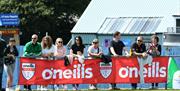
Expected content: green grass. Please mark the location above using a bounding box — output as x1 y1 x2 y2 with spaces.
29 89 180 91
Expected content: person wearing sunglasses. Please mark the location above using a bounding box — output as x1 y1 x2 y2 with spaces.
23 34 42 91
54 38 67 90
130 36 146 89
130 36 152 89
87 39 103 90
70 36 85 90
4 38 19 91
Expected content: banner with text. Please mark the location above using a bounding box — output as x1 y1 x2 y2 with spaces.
19 57 169 85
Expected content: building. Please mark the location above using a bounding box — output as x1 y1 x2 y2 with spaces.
69 0 180 57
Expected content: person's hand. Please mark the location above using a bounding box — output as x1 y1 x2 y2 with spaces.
113 54 119 57
142 52 147 57
98 52 103 56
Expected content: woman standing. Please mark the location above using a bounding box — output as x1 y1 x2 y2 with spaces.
39 35 55 90
41 36 55 58
54 38 67 90
70 36 85 90
147 35 161 89
4 38 18 91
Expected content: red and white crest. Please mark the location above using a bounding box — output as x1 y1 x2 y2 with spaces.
22 63 35 80
100 62 112 78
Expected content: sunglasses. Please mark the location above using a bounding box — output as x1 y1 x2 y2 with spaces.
32 38 37 39
138 40 142 42
93 42 98 44
58 41 63 43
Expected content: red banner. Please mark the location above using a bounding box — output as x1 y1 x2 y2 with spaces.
19 57 169 85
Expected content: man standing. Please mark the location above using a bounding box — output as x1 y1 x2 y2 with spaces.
23 34 42 90
130 36 152 89
0 31 6 91
109 31 129 90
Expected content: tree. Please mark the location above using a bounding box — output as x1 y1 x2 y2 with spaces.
0 0 91 44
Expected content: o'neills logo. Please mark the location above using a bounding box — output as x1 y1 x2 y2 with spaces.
42 64 93 80
22 63 35 80
118 62 166 78
100 62 112 78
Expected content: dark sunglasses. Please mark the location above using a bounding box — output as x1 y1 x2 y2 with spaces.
32 38 37 39
138 40 142 42
58 41 63 43
93 42 98 44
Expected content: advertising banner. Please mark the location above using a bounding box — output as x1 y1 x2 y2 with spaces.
19 57 169 85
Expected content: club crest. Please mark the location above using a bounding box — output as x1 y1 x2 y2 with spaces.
22 63 35 80
100 62 112 78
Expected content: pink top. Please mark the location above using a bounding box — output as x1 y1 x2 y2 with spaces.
54 46 66 57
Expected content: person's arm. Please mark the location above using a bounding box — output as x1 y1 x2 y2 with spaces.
109 41 118 56
34 44 42 56
23 43 31 57
3 46 8 56
14 46 19 56
110 47 118 56
156 45 161 56
63 47 66 57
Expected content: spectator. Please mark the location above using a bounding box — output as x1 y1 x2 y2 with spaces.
87 39 103 90
70 36 85 90
0 31 7 91
109 31 129 90
130 36 152 89
4 38 18 91
41 36 55 58
23 34 42 91
54 38 67 90
39 35 55 90
147 35 161 89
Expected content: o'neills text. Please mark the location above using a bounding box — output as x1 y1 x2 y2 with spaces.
42 64 93 80
119 62 166 78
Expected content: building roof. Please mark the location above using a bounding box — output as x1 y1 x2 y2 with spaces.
97 17 162 34
71 0 179 34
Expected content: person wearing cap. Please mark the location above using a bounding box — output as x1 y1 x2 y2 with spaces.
0 31 7 91
4 38 19 91
87 38 103 90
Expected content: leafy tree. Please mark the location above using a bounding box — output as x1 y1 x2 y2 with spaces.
0 0 91 44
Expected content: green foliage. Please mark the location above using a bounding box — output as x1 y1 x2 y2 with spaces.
0 0 91 44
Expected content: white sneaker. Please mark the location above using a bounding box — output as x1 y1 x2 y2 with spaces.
63 85 67 90
15 85 20 91
37 85 41 90
54 85 59 90
6 87 14 91
72 86 78 90
89 85 97 90
41 86 48 90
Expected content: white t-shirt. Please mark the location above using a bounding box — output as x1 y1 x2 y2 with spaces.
87 45 102 57
42 45 55 54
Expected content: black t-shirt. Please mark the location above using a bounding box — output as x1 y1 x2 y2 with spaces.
71 44 85 54
131 43 146 54
109 40 125 55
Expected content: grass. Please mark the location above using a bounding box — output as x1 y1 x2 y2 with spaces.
28 89 180 91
